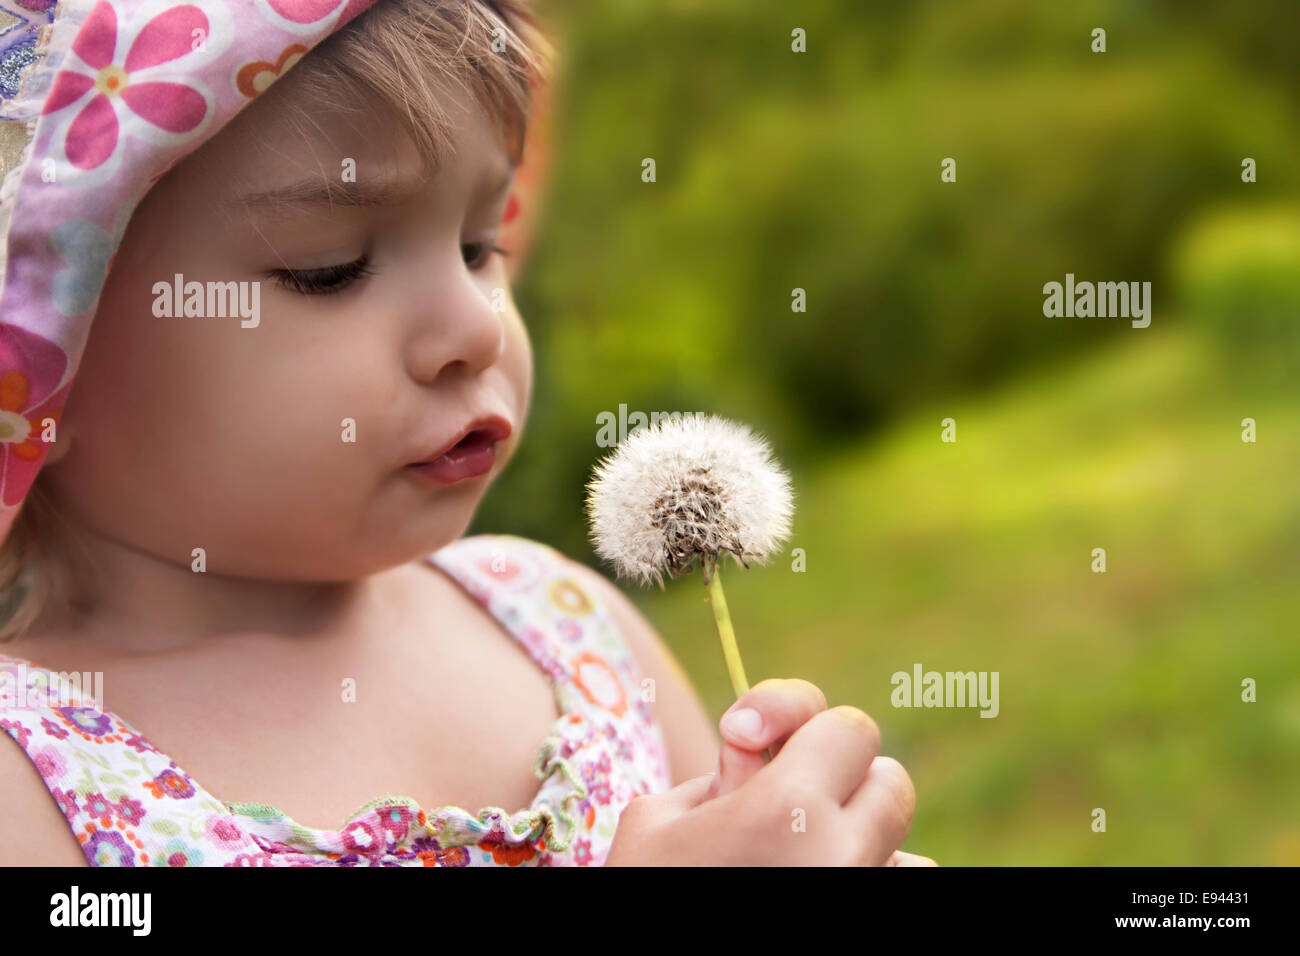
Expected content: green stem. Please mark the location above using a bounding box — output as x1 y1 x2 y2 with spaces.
707 559 750 699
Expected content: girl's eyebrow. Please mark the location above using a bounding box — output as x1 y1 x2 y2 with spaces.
226 168 515 217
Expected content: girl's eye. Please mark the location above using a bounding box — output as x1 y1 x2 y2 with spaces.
462 240 510 271
269 256 373 296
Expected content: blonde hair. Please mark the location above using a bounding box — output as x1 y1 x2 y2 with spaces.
0 0 553 643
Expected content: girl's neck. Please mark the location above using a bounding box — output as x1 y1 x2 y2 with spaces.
37 523 390 655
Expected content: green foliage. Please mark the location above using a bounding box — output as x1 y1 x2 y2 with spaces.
1169 203 1300 368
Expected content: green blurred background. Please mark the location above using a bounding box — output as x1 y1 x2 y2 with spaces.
472 0 1300 864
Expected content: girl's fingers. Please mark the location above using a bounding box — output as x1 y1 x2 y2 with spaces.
844 755 917 866
636 771 718 818
712 740 768 798
713 679 830 798
758 705 883 807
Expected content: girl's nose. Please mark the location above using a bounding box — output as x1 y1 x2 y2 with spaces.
403 249 508 384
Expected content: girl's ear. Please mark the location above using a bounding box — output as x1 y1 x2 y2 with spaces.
502 78 554 285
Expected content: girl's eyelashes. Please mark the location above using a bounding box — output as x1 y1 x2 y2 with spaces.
269 256 373 296
269 240 508 296
463 240 510 271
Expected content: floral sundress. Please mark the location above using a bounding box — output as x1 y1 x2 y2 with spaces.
0 534 674 866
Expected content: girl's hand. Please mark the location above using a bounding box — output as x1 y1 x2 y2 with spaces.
605 678 937 866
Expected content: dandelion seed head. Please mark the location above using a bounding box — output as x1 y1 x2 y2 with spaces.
584 414 795 587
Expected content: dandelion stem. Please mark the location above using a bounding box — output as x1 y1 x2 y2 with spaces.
707 559 750 699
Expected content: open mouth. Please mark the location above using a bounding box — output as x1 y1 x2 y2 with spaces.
406 419 511 485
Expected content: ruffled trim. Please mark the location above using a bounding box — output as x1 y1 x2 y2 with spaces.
220 730 591 865
423 734 589 852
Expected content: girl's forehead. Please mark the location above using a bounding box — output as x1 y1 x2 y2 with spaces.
154 92 512 231
195 77 505 201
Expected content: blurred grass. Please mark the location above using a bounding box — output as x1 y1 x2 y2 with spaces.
630 326 1300 865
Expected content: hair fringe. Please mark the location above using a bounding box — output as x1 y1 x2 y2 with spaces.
290 0 553 175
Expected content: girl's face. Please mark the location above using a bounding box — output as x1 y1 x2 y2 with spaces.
42 74 532 581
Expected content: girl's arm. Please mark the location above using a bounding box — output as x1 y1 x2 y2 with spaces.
562 560 721 786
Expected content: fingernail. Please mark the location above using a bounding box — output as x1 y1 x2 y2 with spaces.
720 707 763 742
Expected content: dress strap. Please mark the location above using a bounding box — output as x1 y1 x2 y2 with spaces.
428 535 676 858
430 534 653 722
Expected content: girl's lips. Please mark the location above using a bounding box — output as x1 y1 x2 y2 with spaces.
406 427 506 485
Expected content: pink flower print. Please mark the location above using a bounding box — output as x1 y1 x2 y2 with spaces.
612 733 634 762
30 743 67 780
53 787 79 818
375 803 413 846
479 554 521 580
83 791 116 826
470 546 542 591
0 717 32 748
204 814 247 849
341 819 381 856
261 0 372 29
571 836 593 866
116 795 145 826
39 1 228 174
40 716 70 740
229 852 273 867
121 731 157 754
588 780 613 806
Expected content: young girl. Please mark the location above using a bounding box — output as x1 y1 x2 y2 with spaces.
0 0 933 867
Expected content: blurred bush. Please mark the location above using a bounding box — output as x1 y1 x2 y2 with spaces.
1169 203 1300 370
479 0 1300 558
